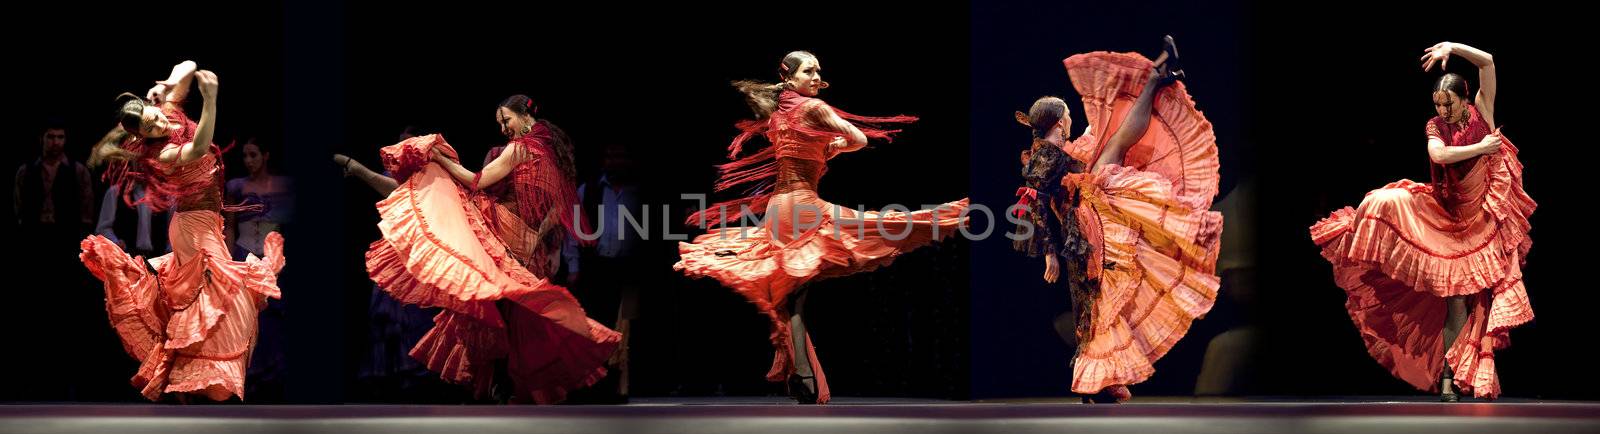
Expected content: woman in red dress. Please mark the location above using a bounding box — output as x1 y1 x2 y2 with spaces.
363 95 619 404
1310 42 1534 401
675 51 969 404
81 61 286 402
1013 36 1224 403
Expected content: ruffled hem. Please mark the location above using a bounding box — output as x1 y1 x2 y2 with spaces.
131 347 171 401
1069 164 1221 394
368 164 524 309
409 309 508 397
80 235 166 361
1451 277 1532 398
1072 292 1215 394
1312 178 1526 298
83 234 178 402
407 308 620 404
1477 140 1536 262
165 354 247 401
381 134 461 184
1334 265 1531 399
1063 51 1221 210
676 198 970 294
506 315 621 405
674 195 968 384
367 238 503 324
79 219 285 402
521 360 610 405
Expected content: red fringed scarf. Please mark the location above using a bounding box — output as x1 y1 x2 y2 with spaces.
101 105 251 212
481 121 592 249
686 90 919 227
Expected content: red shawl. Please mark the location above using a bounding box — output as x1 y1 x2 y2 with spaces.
687 90 919 226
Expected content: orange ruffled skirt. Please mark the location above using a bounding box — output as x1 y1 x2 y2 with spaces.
1059 51 1223 394
676 189 968 403
80 210 284 401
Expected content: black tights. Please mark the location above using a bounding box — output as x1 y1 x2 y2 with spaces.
789 289 816 390
1440 295 1469 390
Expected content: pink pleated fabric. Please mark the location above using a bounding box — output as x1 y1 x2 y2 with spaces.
81 165 285 401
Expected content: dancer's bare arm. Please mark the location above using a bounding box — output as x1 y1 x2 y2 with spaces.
1422 42 1496 126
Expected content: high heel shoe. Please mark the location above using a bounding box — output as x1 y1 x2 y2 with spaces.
1439 367 1460 402
1081 385 1132 404
787 374 819 405
1158 34 1185 85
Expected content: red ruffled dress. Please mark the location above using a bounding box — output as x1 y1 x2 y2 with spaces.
80 105 286 401
675 90 969 403
1310 104 1534 398
366 129 619 404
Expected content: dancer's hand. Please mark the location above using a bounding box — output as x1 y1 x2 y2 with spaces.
1421 42 1454 71
1044 254 1060 283
828 136 848 149
146 81 174 105
1479 129 1503 156
431 147 449 164
195 70 219 101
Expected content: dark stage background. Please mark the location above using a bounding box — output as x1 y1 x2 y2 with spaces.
1250 2 1600 400
969 1 1257 399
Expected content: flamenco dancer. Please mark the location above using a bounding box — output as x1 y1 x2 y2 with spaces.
356 95 620 404
674 51 970 404
1012 35 1224 403
80 61 287 402
1310 42 1533 401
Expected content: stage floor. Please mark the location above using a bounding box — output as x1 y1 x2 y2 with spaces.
4 397 1597 434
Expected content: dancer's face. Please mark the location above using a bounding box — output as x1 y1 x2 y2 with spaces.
496 107 533 139
242 142 267 175
1433 91 1467 123
137 106 173 138
785 58 824 97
